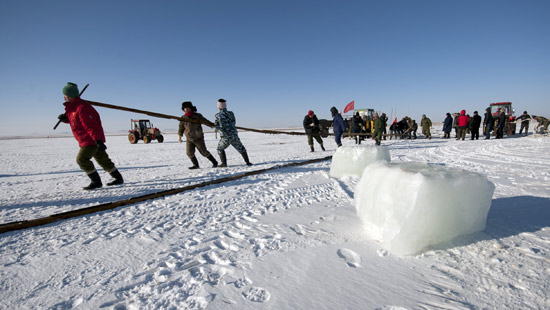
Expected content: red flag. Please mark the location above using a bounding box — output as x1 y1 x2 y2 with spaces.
392 117 397 124
343 100 354 113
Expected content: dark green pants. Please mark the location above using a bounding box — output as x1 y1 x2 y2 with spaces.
373 130 382 143
76 146 116 174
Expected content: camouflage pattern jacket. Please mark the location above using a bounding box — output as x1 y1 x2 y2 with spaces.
215 109 238 138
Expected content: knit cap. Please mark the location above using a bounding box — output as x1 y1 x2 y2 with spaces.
62 82 79 98
217 98 227 109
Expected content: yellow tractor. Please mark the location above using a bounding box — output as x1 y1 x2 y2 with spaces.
128 119 164 144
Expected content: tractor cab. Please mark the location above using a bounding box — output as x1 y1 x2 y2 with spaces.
132 120 152 138
490 102 513 117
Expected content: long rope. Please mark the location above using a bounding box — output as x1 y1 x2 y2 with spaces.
0 156 333 234
88 100 402 138
88 100 308 136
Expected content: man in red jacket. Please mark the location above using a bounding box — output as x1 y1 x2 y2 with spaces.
456 110 470 141
58 82 124 190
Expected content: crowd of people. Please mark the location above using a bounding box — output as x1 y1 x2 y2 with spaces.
57 82 548 191
302 106 549 150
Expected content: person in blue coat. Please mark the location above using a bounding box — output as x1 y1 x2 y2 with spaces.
443 113 453 139
330 106 346 147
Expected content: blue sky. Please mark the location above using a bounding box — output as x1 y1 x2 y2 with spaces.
1 0 549 136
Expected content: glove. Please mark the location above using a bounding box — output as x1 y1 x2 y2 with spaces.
96 140 107 151
309 123 315 127
178 135 183 143
58 113 68 122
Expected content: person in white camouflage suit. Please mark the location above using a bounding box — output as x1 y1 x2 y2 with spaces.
215 98 252 167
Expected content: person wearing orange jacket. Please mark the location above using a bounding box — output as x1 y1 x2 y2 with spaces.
57 82 124 190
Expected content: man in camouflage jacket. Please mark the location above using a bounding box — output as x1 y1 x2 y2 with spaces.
215 99 252 167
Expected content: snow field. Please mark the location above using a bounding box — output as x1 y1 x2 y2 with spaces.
1 129 550 309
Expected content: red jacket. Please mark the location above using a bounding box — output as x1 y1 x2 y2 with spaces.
457 110 470 127
63 98 106 147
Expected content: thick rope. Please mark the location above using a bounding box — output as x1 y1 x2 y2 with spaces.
0 156 333 234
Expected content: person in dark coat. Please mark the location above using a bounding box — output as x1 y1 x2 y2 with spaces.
496 108 506 139
303 110 325 152
350 112 365 144
178 101 218 169
443 113 453 139
330 107 346 147
517 111 531 136
483 107 493 139
380 113 388 140
372 113 383 145
410 120 418 139
470 111 482 140
57 82 124 190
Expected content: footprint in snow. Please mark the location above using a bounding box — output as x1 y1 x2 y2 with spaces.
290 224 305 235
337 248 362 268
224 230 245 240
242 287 271 303
377 249 389 257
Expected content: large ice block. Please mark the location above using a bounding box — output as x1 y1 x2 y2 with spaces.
329 145 390 178
354 161 495 255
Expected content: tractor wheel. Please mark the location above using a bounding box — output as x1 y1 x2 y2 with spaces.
143 135 151 144
157 135 164 143
128 133 138 144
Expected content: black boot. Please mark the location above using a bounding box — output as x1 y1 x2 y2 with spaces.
207 154 218 168
218 150 227 168
107 169 124 186
310 145 314 152
83 171 102 190
188 157 200 170
241 151 252 166
321 144 325 151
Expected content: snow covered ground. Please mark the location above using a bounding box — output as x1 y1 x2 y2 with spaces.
1 126 549 309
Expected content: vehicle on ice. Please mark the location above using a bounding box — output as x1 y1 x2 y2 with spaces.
128 119 164 144
490 102 516 135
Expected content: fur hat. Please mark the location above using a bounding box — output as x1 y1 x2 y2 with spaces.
181 101 194 110
62 82 79 98
217 98 227 109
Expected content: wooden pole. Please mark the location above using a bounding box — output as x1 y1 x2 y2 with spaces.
86 100 309 136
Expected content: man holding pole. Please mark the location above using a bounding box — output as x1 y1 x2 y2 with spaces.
215 98 252 167
57 82 124 190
